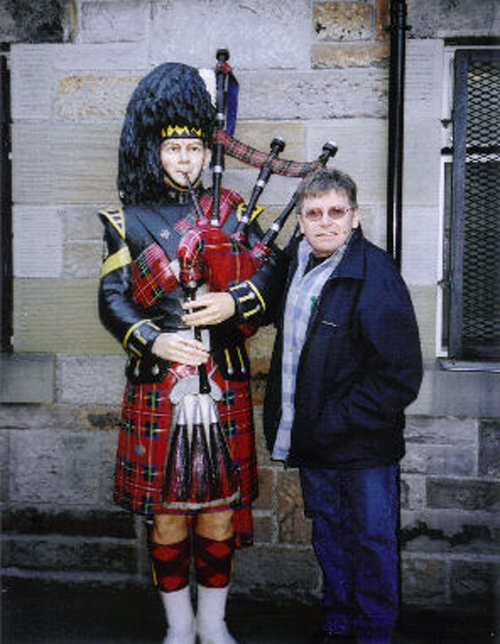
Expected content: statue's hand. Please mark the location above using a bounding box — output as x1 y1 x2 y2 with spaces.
182 293 236 327
151 332 209 366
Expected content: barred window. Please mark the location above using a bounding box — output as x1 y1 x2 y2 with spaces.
442 49 500 362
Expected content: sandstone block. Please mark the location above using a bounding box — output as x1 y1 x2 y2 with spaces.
450 559 500 611
253 515 275 544
427 478 500 513
13 206 63 279
400 474 426 511
78 1 149 43
232 122 305 170
0 402 77 430
402 443 475 477
253 411 272 467
313 2 374 42
3 506 135 539
63 241 102 279
277 470 311 545
65 205 108 242
312 42 389 68
57 355 125 404
479 420 500 478
11 43 148 119
0 432 9 503
12 123 120 204
0 354 55 405
9 429 114 505
13 279 120 355
233 545 319 600
409 367 500 419
307 119 387 206
253 468 275 511
239 69 387 120
407 0 499 38
405 416 477 447
150 0 311 71
401 555 447 604
5 536 138 574
55 73 138 121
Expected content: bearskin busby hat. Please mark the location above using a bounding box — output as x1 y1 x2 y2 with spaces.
118 63 216 205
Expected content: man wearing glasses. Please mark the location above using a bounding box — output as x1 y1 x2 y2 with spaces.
188 167 423 643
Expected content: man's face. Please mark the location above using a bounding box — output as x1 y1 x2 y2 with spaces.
298 188 359 257
160 137 211 188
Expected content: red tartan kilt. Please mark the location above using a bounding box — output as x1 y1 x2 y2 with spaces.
113 359 258 544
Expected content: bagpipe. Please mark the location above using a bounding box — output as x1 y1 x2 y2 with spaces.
177 48 338 301
163 49 337 510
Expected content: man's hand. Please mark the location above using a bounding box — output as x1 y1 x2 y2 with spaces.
182 293 236 327
151 332 209 366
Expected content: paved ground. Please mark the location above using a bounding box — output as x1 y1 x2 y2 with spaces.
2 578 497 644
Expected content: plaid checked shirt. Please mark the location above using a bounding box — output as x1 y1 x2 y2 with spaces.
271 238 348 461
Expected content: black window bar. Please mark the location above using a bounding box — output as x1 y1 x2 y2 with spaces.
449 49 500 360
0 43 12 353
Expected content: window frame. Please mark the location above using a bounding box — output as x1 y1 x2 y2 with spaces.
439 46 500 367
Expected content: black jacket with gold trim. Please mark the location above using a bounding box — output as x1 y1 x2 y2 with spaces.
98 188 267 384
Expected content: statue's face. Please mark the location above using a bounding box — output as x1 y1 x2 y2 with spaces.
160 137 211 188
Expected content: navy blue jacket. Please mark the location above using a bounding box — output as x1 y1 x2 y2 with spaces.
259 227 423 469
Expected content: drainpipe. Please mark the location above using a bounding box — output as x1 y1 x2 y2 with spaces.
0 44 12 352
386 0 409 270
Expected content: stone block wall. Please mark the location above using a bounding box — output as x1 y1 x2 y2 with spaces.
1 0 499 620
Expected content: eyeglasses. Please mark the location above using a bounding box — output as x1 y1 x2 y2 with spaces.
302 206 354 222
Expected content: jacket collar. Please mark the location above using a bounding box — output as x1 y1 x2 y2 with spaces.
332 226 366 280
288 226 366 281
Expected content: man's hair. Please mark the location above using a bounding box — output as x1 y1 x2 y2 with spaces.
296 168 358 214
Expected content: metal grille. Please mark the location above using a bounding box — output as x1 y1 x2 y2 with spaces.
450 50 500 360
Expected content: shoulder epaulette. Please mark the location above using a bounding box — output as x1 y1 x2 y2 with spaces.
99 207 126 240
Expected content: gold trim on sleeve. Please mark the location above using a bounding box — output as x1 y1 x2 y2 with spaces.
123 319 153 350
245 281 266 313
100 246 132 278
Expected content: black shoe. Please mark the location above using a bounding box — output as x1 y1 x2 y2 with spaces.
309 629 353 643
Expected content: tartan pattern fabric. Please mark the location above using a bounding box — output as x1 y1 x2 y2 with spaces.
177 224 261 293
173 217 195 234
198 190 244 225
194 534 235 588
148 537 191 592
214 130 323 178
131 242 179 307
113 358 258 545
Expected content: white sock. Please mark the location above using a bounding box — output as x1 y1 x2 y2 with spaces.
196 585 237 644
160 586 195 644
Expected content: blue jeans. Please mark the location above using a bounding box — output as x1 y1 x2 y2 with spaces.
300 465 400 644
